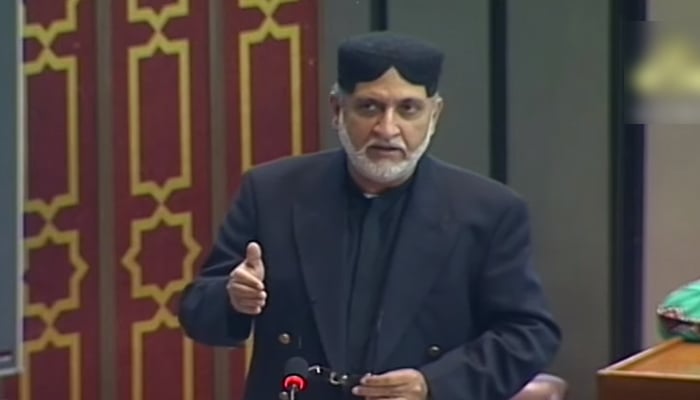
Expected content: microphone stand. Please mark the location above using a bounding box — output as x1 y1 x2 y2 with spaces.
287 384 300 400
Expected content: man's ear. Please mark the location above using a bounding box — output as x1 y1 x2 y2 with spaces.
330 94 341 128
426 97 444 138
432 96 444 121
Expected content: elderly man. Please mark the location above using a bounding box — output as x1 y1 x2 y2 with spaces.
179 31 561 400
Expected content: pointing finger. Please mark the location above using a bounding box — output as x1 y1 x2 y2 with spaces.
361 370 412 386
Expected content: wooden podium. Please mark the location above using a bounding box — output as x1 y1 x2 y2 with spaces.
597 338 700 400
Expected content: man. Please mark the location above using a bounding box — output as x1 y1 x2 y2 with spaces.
179 31 561 400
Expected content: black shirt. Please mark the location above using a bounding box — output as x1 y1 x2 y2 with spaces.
342 165 414 375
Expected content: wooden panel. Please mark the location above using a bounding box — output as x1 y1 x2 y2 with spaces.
598 339 700 400
111 0 214 399
1 1 320 399
622 341 700 375
222 0 319 398
3 1 100 399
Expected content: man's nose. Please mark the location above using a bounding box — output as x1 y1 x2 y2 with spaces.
373 110 401 139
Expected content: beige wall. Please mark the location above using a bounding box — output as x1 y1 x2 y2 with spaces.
507 2 612 399
643 125 700 346
642 0 700 347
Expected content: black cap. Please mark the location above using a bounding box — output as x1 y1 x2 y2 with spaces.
337 31 444 96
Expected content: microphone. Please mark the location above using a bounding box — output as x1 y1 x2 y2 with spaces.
283 356 309 400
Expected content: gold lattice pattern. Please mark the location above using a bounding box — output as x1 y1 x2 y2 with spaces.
121 1 201 399
237 0 304 372
22 1 87 399
239 0 303 173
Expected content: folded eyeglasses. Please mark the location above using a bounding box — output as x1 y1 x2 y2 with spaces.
307 365 365 388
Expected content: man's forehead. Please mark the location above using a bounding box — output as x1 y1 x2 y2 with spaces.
349 90 429 103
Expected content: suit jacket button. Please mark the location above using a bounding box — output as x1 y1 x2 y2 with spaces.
278 333 292 345
279 391 289 400
427 345 441 357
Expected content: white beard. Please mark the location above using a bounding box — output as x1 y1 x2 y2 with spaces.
337 114 436 184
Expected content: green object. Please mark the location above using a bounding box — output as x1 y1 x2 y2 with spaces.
657 279 700 342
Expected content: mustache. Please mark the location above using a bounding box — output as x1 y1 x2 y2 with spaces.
335 119 407 153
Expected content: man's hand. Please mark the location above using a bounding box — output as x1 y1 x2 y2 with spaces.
352 369 429 400
226 242 266 315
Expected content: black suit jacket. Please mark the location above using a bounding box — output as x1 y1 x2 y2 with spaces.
179 149 561 400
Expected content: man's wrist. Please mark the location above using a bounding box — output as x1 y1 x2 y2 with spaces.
418 369 431 400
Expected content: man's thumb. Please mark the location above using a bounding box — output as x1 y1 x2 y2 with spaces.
245 242 263 269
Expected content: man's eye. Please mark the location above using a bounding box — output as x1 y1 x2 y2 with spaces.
360 103 378 111
399 103 422 116
355 102 380 114
401 104 417 113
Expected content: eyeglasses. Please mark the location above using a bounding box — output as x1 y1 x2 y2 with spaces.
307 365 364 388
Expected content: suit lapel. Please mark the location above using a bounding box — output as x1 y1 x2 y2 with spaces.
293 151 348 370
292 152 458 370
373 157 458 369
